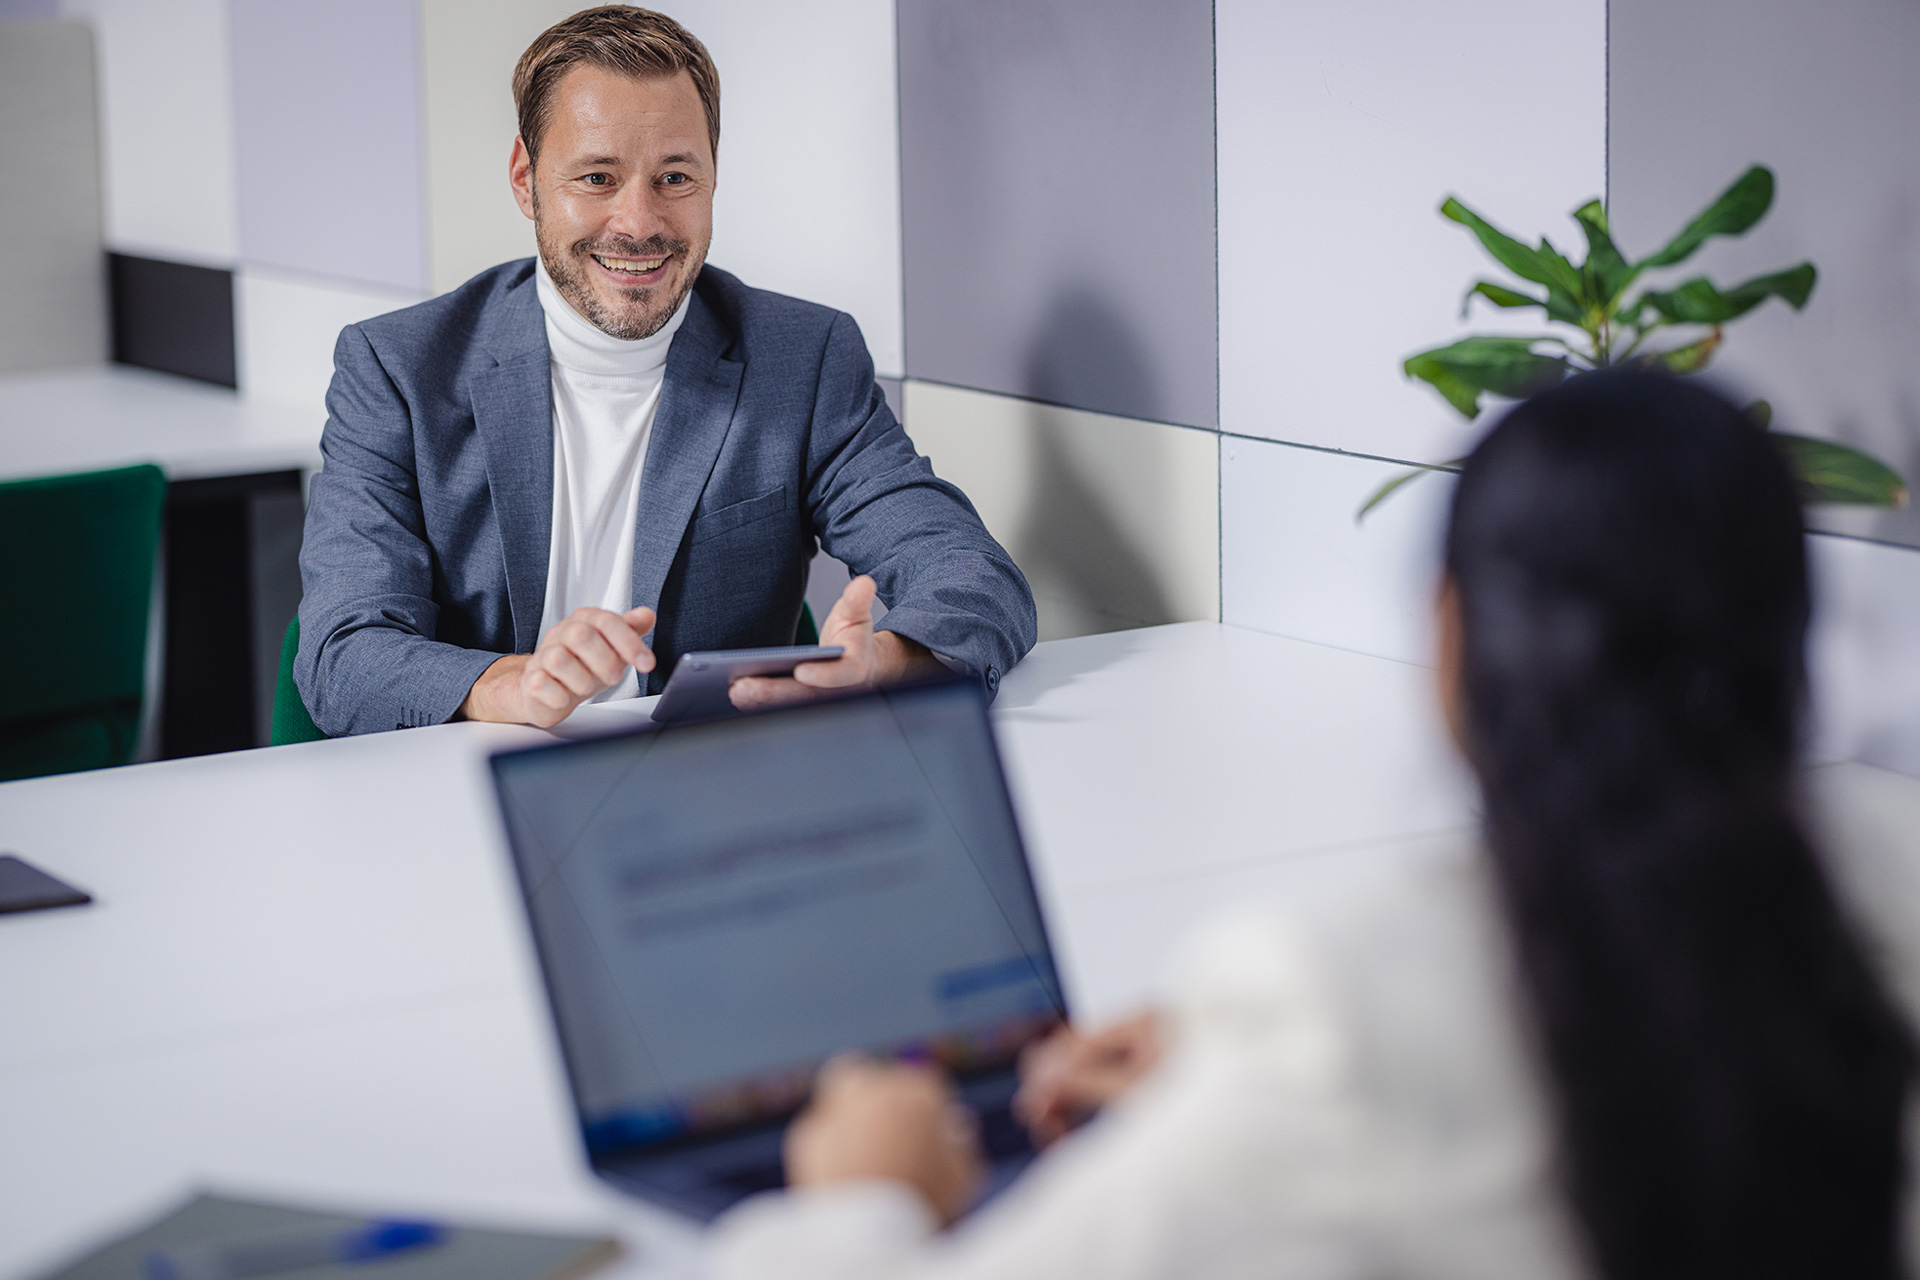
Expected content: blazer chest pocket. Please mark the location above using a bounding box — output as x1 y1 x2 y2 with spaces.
689 483 792 545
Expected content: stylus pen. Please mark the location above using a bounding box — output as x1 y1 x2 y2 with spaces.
143 1219 445 1280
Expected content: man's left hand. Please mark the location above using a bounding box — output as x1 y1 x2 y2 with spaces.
729 574 945 710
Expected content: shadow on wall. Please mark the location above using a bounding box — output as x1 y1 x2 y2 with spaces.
1017 289 1177 638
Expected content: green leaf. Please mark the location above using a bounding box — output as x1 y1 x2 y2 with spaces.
1544 285 1586 326
1533 237 1589 301
1639 263 1816 325
1639 165 1775 268
1747 399 1773 429
1572 199 1634 300
1404 336 1574 419
1462 280 1546 315
1355 459 1466 522
1405 353 1484 417
1724 262 1816 311
1441 197 1587 299
1772 433 1907 507
1650 330 1722 374
1639 278 1733 324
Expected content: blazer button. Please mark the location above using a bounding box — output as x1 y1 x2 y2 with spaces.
986 667 999 690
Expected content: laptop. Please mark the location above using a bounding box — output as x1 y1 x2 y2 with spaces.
488 677 1069 1220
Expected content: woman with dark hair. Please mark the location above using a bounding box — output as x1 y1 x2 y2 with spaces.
710 370 1916 1280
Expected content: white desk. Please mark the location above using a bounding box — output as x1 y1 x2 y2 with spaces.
0 365 320 483
4 622 1916 1279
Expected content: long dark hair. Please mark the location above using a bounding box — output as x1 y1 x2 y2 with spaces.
1445 369 1912 1279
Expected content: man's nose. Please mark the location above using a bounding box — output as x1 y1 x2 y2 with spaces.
604 180 667 243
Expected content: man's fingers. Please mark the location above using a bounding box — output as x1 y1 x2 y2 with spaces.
621 607 659 672
567 606 656 674
523 667 575 713
792 653 865 690
535 644 602 697
825 574 879 631
555 620 629 687
729 675 817 710
733 655 865 706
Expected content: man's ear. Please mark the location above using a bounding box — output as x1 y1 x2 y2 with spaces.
508 135 537 221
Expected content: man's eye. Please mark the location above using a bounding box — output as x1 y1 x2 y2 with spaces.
583 173 611 186
660 172 687 186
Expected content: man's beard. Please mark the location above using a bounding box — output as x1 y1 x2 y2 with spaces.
536 218 701 341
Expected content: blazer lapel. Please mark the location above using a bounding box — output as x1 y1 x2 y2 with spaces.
630 288 744 615
471 270 554 654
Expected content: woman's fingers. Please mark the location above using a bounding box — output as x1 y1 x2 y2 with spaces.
1014 1013 1165 1146
785 1058 984 1224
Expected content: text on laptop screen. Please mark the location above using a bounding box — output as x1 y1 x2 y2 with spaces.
491 681 1065 1152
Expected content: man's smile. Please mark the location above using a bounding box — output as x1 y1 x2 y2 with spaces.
590 251 671 283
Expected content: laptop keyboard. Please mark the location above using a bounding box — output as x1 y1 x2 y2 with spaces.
599 1078 1036 1220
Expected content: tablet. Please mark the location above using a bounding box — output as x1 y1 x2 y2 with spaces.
0 854 91 915
649 645 844 724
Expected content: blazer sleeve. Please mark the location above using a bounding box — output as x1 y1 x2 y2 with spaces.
294 324 500 736
804 312 1038 694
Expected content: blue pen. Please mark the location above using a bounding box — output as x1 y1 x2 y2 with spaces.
143 1219 445 1280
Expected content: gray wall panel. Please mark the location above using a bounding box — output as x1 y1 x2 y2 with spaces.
0 20 106 372
230 0 428 292
1610 0 1920 546
898 0 1216 429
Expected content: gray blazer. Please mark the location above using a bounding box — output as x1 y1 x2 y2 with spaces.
296 260 1036 736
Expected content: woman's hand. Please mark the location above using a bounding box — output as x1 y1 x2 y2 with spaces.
785 1057 985 1224
1013 1011 1164 1147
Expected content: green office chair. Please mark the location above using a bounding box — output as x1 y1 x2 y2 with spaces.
0 464 167 781
271 601 822 746
271 615 329 745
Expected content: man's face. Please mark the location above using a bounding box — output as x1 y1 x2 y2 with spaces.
510 65 715 340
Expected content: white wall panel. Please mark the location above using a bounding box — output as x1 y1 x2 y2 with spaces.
1808 536 1920 777
1216 0 1605 464
237 268 423 418
670 0 903 376
1611 0 1920 549
419 0 573 295
1222 435 1454 667
230 0 429 293
0 19 105 372
1224 432 1920 782
60 0 238 265
904 381 1218 641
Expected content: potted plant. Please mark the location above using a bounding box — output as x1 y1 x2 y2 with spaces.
1365 166 1905 515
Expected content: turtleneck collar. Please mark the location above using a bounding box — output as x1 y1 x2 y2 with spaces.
535 257 690 379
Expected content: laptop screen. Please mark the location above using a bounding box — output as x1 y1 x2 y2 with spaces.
490 679 1066 1155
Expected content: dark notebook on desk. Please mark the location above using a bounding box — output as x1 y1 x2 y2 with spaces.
38 1193 619 1280
489 677 1069 1220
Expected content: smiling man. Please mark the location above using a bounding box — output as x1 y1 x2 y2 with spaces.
295 6 1035 734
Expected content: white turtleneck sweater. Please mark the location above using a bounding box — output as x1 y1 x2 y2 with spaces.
533 261 691 702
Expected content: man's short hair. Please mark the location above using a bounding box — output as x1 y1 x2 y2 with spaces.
513 6 720 166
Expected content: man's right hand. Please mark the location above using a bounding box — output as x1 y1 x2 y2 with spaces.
458 606 657 727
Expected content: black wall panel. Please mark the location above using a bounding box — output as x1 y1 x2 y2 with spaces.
108 252 237 388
